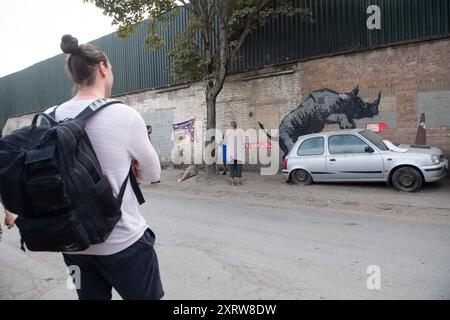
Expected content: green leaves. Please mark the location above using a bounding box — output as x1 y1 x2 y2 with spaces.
87 0 313 88
167 20 205 82
228 0 313 44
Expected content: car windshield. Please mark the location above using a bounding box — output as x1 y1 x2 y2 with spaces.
359 130 389 151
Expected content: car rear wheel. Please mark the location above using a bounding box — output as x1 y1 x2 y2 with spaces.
291 169 313 186
392 167 423 192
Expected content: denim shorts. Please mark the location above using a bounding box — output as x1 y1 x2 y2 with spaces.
229 160 243 178
63 228 164 300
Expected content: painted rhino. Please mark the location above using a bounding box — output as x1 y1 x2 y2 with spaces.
259 86 381 156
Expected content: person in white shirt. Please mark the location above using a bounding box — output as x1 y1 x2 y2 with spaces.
50 35 164 300
224 121 245 186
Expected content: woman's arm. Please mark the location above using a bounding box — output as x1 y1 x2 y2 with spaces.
127 112 161 184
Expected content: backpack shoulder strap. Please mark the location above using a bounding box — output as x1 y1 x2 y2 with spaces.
75 99 122 122
40 106 59 127
49 106 58 119
117 167 146 205
31 112 58 129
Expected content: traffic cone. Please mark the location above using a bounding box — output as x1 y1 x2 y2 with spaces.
414 113 427 146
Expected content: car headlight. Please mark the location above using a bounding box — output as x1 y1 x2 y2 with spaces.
431 154 440 165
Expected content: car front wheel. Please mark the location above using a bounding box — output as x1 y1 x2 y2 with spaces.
392 167 423 192
291 169 313 186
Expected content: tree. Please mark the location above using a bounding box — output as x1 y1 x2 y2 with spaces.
85 0 312 168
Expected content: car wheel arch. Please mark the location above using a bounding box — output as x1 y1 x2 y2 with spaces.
289 168 314 183
388 164 425 185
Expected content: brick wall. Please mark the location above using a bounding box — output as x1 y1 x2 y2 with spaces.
4 38 450 165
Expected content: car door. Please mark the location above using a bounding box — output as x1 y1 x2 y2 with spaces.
291 136 327 181
326 134 384 180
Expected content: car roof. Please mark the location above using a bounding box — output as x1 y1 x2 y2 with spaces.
296 129 366 140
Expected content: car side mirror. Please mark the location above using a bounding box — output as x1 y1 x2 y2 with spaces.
365 146 375 153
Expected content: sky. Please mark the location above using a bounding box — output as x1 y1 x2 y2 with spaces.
0 0 117 78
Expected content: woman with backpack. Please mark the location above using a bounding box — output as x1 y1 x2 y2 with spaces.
46 35 164 300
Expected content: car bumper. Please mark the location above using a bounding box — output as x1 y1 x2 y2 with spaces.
421 159 448 182
282 170 290 182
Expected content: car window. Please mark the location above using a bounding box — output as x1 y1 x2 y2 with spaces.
297 137 324 156
359 130 388 151
328 135 369 154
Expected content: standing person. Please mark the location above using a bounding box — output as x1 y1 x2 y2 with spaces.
222 134 228 176
210 136 220 174
225 121 245 186
45 35 164 300
147 125 153 143
145 124 162 184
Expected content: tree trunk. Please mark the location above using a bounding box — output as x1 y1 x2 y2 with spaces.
203 0 229 177
205 83 218 176
206 87 216 132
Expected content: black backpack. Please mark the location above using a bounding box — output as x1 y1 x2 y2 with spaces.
0 99 145 252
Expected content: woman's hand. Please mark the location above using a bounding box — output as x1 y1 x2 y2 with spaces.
5 211 16 229
132 159 139 177
131 159 141 185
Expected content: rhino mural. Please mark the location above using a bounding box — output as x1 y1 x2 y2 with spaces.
259 86 381 156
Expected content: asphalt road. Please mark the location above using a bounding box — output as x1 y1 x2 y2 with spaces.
1 189 449 300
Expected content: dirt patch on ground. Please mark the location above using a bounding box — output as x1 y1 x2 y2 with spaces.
144 168 450 217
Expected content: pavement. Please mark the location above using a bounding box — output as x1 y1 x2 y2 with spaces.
0 169 449 300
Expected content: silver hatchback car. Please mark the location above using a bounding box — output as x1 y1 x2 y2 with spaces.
282 129 448 192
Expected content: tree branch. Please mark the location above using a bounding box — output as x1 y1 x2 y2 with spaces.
229 0 271 60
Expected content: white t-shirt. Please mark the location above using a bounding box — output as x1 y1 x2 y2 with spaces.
224 129 245 163
45 99 161 256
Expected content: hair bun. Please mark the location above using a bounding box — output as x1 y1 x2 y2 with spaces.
61 35 79 55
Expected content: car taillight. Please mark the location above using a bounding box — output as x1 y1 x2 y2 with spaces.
283 159 287 170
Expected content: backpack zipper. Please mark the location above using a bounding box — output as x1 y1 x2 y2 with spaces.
56 126 102 239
